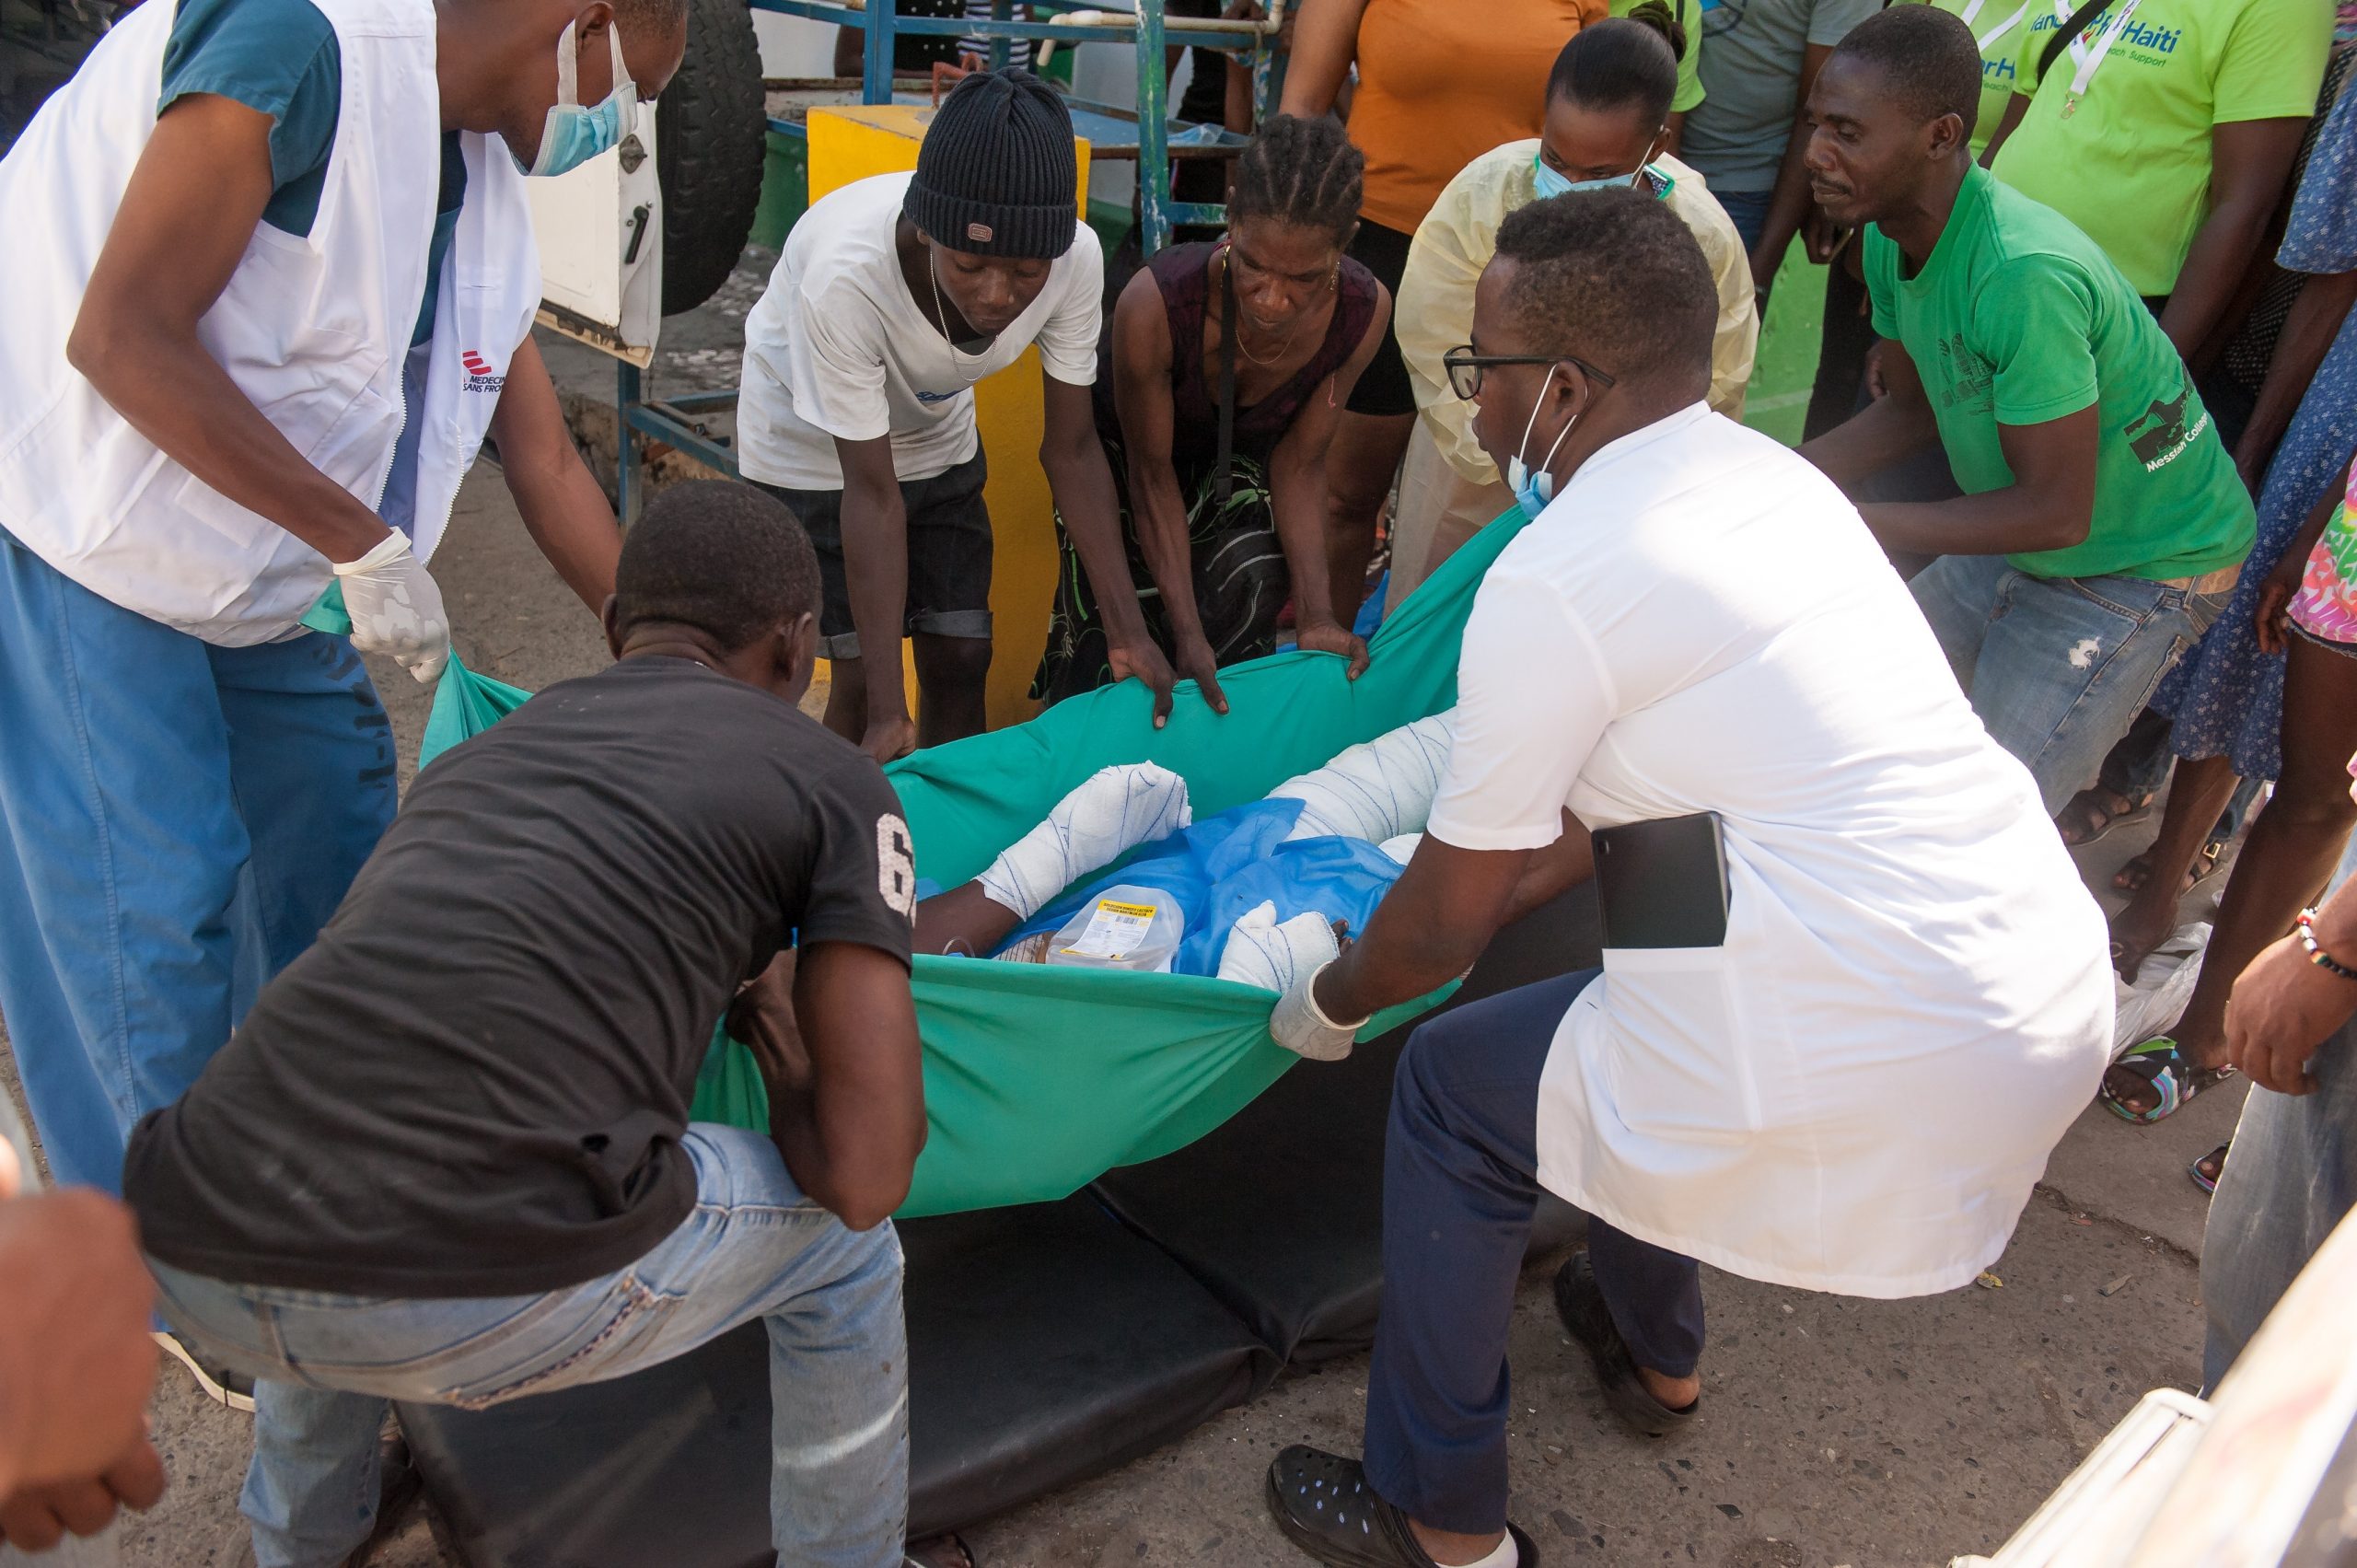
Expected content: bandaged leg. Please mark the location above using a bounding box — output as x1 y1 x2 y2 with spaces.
974 763 1191 922
1269 712 1454 844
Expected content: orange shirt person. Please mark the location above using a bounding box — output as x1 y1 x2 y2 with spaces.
1280 0 1605 630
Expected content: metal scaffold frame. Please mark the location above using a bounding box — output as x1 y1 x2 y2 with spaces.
614 0 1288 522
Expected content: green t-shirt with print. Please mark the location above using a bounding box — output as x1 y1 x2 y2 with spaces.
1613 0 1707 113
1990 0 2328 296
1900 0 2038 155
1865 165 2254 581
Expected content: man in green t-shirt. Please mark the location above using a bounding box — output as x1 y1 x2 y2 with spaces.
1798 6 2254 816
1984 0 2326 356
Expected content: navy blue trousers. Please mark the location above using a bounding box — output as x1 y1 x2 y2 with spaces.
1363 969 1706 1534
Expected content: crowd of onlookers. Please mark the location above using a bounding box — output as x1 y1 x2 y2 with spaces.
9 0 2357 1562
821 0 2357 1541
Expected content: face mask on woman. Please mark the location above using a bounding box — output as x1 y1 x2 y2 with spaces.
1531 144 1666 202
526 18 638 178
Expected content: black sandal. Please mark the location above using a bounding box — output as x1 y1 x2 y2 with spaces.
1265 1446 1538 1568
2112 839 2226 897
1553 1252 1698 1437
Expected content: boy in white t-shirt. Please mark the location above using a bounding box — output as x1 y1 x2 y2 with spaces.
738 69 1188 763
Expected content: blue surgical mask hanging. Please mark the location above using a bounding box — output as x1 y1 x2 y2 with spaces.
1506 366 1581 520
527 19 637 178
1531 143 1667 202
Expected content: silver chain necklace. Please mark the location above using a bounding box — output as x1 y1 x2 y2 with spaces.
925 250 987 385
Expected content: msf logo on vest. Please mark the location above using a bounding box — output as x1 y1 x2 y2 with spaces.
460 351 505 395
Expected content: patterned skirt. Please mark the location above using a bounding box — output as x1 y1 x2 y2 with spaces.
1030 437 1290 707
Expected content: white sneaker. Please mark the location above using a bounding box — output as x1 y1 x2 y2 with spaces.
154 1330 256 1412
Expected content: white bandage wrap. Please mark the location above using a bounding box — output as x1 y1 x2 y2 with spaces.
1216 899 1340 993
1376 832 1422 866
1224 900 1361 1060
1269 712 1454 844
976 763 1191 922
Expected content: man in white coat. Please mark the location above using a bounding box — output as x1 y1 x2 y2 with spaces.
1257 188 2111 1568
0 0 684 1407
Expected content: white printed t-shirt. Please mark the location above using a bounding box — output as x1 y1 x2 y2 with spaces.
737 171 1103 490
1427 402 2112 1298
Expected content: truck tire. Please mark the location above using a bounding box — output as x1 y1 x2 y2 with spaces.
656 0 767 316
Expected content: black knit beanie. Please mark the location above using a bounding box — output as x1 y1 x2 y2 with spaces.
904 69 1077 260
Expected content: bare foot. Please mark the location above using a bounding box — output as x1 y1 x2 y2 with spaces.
2102 1062 2163 1118
1408 1519 1509 1566
2110 894 2178 983
1638 1365 1701 1411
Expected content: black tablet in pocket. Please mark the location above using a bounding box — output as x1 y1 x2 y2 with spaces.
1591 812 1731 949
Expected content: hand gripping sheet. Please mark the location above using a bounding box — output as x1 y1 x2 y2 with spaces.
415 507 1529 1216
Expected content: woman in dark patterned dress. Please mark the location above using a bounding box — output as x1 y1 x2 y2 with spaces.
1031 115 1390 709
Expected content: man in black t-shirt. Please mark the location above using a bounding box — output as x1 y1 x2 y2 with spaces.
122 482 926 1568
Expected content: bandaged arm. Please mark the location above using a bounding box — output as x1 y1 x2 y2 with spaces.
1267 711 1453 844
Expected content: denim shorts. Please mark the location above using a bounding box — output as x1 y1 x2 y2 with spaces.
754 447 993 661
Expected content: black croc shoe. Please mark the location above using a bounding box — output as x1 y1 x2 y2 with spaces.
1264 1445 1540 1567
1552 1251 1699 1437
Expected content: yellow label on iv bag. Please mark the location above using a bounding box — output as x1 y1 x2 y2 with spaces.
1059 899 1161 960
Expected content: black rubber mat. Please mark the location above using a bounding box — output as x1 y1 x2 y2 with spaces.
1090 883 1604 1364
399 1196 1276 1567
898 1201 1277 1537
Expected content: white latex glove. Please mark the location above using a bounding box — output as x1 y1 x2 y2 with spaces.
336 532 450 684
1271 711 1455 843
977 762 1191 922
1223 900 1362 1061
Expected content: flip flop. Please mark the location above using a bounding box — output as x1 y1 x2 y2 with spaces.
1265 1446 1539 1568
2056 786 2154 847
2101 1037 2231 1125
2189 1141 2231 1194
1552 1252 1698 1437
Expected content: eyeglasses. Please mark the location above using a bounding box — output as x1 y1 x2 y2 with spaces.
1441 347 1619 402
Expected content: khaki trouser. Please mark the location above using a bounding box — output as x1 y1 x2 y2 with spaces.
1385 418 1515 617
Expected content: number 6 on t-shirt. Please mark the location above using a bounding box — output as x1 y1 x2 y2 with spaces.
877 814 917 919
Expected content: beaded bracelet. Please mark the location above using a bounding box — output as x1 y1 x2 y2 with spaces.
2295 908 2357 982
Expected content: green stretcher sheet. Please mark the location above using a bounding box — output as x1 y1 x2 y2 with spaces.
407 506 1526 1215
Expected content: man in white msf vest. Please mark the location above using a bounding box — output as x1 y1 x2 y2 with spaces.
0 0 685 1388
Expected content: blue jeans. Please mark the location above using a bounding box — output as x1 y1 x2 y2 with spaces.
1363 970 1703 1535
0 527 395 1192
2200 836 2357 1390
1910 553 2224 816
150 1124 909 1568
1714 187 1771 257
